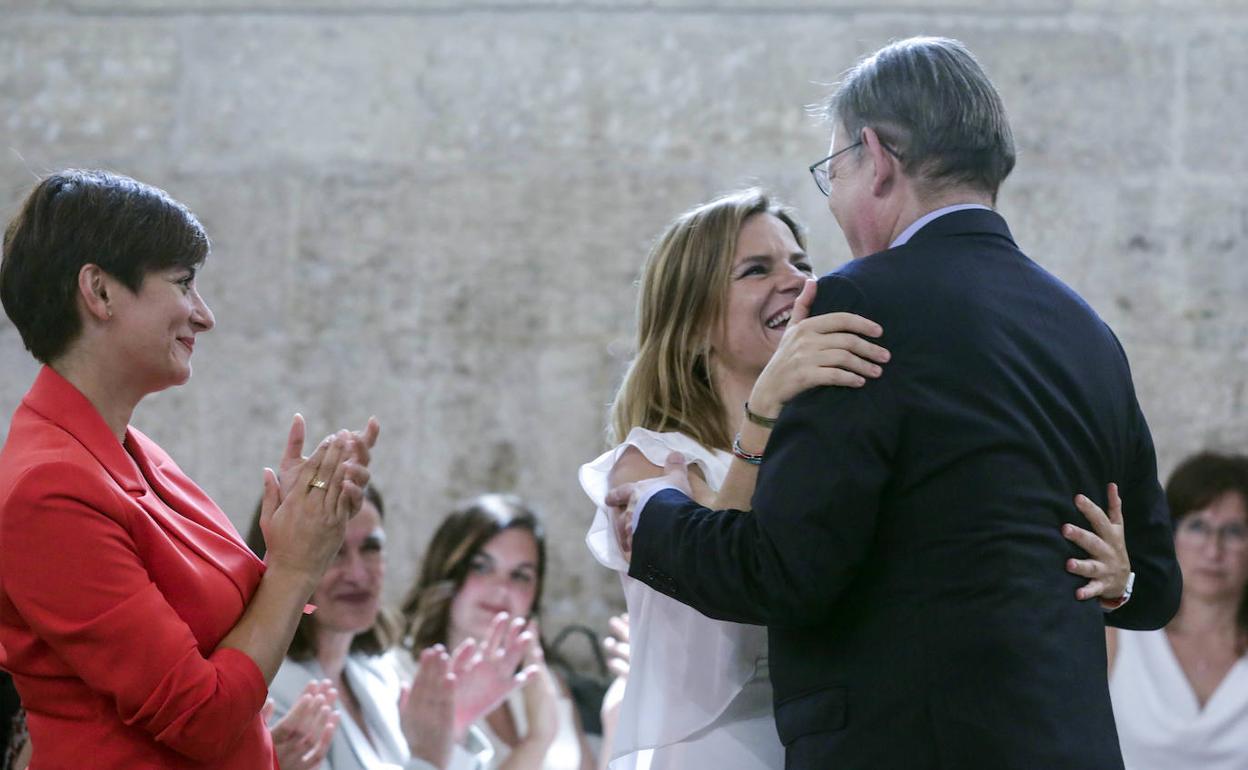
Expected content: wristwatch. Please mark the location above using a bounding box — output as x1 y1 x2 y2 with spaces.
1100 571 1135 612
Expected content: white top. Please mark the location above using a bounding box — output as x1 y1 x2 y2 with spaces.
270 651 490 770
580 427 783 770
1109 629 1248 770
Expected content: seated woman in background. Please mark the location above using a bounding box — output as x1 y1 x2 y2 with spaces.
248 486 530 770
1099 451 1248 770
399 495 595 770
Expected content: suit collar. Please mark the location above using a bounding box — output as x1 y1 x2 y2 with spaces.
900 207 1017 249
23 365 145 494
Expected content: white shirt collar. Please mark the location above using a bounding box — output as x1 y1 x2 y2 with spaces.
889 203 993 249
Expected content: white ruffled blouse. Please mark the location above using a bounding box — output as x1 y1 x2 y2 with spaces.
580 427 783 770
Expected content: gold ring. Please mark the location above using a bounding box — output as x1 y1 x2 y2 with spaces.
307 477 328 490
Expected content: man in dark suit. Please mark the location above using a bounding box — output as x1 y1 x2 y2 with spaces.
609 37 1182 770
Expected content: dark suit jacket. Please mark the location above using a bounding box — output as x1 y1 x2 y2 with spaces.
629 209 1182 770
0 366 276 769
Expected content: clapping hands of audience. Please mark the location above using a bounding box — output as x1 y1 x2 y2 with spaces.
599 612 630 767
518 621 560 753
264 680 338 770
400 612 539 769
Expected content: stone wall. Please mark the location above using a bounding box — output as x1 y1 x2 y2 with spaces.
2 0 1246 655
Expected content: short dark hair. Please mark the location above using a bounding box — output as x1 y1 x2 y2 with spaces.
825 37 1016 200
0 169 210 363
399 493 547 652
1166 451 1248 524
246 484 398 660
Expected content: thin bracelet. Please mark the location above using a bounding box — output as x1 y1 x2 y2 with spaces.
744 401 779 429
732 433 764 466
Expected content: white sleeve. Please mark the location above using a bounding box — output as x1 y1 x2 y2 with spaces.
580 428 721 573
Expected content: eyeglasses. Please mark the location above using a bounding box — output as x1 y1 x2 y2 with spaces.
808 136 904 196
1176 516 1248 550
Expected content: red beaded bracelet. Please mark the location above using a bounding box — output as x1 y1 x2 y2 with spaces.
732 433 764 466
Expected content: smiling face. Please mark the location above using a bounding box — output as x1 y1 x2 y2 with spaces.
708 212 813 379
1174 491 1248 604
107 266 214 394
309 500 385 636
448 527 540 644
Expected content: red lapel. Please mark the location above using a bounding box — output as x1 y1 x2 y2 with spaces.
22 366 265 598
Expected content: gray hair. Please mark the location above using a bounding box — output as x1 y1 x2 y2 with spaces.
824 37 1016 199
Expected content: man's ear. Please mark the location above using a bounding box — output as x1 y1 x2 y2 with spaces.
861 126 899 198
77 264 113 322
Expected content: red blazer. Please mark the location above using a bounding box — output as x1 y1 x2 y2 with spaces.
0 366 277 769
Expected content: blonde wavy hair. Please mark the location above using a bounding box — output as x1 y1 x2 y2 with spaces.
609 188 806 451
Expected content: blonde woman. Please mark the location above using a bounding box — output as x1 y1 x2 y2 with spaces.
580 188 1132 769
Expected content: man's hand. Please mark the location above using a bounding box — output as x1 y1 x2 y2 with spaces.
604 452 693 560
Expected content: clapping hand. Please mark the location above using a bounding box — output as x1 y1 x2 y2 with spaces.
401 647 457 770
450 613 539 739
602 613 630 680
1065 482 1131 604
259 431 370 579
278 414 379 515
599 613 630 746
517 622 560 750
400 613 537 769
264 679 338 770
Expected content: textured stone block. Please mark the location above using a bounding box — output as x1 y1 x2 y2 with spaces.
1185 29 1248 173
170 12 860 172
1173 181 1248 356
68 0 577 8
1074 0 1248 10
1125 343 1248 479
636 0 1068 7
173 15 598 172
284 160 721 347
0 18 181 168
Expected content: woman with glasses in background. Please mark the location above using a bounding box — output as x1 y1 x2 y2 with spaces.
1102 451 1248 770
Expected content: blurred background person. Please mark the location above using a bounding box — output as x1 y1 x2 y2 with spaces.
249 485 530 770
399 495 594 770
1107 451 1248 770
0 169 374 769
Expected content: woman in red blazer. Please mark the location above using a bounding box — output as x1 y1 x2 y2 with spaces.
0 170 376 769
